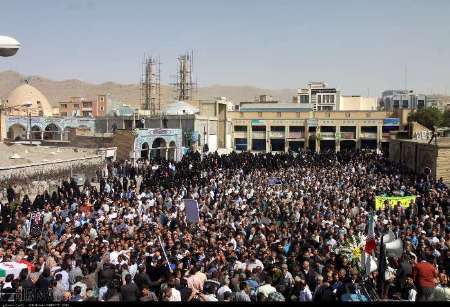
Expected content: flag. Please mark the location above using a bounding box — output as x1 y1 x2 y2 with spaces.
29 212 43 238
377 234 387 297
364 212 376 254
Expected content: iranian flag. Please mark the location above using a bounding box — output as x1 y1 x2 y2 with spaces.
362 212 378 275
0 262 28 281
364 212 376 254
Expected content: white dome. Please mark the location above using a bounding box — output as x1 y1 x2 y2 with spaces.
6 84 53 116
161 100 199 115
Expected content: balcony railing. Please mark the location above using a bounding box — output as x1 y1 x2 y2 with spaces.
234 131 247 138
269 131 285 138
340 132 355 139
251 131 266 139
288 132 305 139
360 132 378 139
320 132 336 139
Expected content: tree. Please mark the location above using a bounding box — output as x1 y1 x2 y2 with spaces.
442 109 450 127
408 107 443 129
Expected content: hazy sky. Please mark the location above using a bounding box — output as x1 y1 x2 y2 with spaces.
1 0 450 95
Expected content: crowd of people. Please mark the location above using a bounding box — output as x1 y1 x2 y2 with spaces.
0 149 448 302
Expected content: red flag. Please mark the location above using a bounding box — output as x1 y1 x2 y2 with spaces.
365 212 376 254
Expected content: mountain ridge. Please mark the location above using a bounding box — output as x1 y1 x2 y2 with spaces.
0 70 297 107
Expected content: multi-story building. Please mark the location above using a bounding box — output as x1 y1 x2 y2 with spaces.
296 81 340 111
379 90 427 111
426 95 450 112
230 104 402 154
339 95 378 111
59 95 108 117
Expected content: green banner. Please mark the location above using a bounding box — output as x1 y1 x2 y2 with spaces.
375 195 416 210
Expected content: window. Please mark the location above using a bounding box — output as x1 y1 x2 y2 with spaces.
331 95 335 103
100 97 104 102
83 102 92 108
300 95 309 104
393 100 399 108
100 106 104 111
234 125 247 132
235 138 248 151
402 100 409 108
252 139 266 151
271 126 285 132
60 104 68 108
74 104 79 109
318 95 322 103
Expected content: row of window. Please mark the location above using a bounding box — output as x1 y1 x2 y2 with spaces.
234 125 382 133
318 94 335 104
241 112 374 118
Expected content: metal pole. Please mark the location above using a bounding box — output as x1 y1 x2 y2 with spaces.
29 111 32 145
158 235 173 273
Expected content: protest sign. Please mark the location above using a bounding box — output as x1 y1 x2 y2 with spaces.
184 199 200 223
375 195 416 210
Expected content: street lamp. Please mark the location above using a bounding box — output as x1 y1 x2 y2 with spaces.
0 36 20 57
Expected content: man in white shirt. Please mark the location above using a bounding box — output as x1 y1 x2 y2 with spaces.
71 276 87 299
217 276 232 301
256 276 277 298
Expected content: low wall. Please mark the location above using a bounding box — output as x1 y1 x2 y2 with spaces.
0 155 105 201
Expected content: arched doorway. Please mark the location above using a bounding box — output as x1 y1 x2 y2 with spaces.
31 125 42 140
168 141 176 161
44 123 61 140
141 142 149 160
7 124 27 141
151 138 167 159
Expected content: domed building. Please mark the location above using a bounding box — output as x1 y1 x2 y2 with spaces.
161 100 199 115
5 84 53 117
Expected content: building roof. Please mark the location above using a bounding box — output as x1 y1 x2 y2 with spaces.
161 100 199 115
110 105 136 117
239 103 312 112
6 84 53 116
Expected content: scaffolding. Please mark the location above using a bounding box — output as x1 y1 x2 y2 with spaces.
140 55 161 115
172 50 197 101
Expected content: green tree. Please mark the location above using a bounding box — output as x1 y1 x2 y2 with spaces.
408 107 443 129
442 109 450 127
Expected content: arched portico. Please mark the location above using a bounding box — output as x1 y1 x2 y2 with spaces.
7 123 26 140
151 138 167 159
31 125 42 140
44 123 61 140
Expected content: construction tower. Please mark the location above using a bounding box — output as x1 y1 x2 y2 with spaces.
172 50 197 101
140 55 161 115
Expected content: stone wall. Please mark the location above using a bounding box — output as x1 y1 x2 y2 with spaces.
416 143 438 178
389 140 401 162
0 155 104 201
112 130 135 161
436 147 450 183
401 142 417 171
